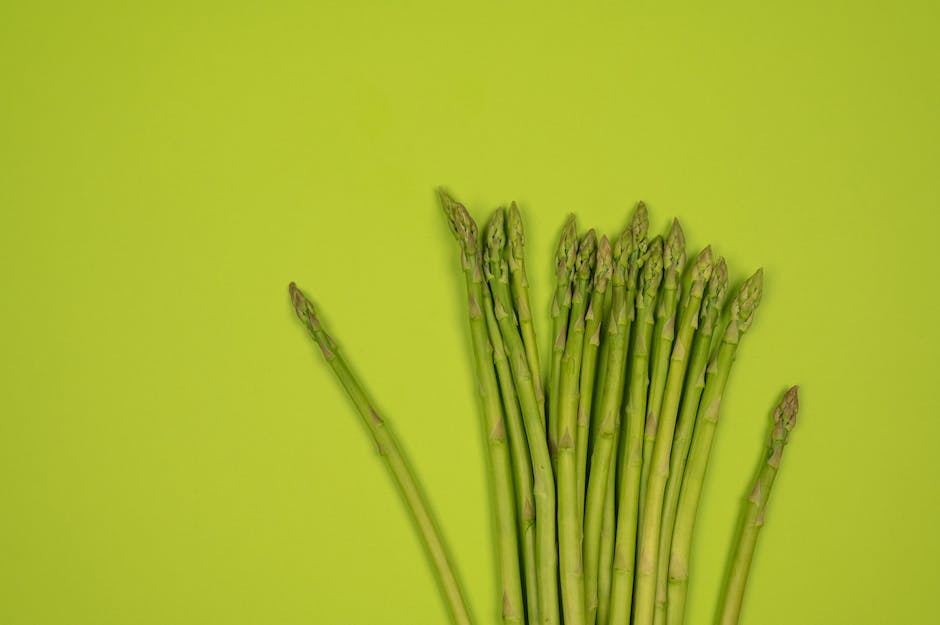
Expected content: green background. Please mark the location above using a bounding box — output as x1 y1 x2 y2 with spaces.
2 1 938 623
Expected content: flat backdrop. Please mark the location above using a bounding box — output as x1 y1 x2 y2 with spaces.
2 2 938 624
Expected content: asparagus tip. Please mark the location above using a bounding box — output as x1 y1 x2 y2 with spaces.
772 386 800 446
577 229 598 278
595 235 614 291
555 214 579 280
664 218 687 274
288 282 319 331
438 189 479 255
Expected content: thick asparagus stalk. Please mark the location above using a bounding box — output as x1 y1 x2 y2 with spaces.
557 230 597 625
584 204 649 625
288 283 475 625
717 386 799 625
640 221 686 514
666 269 764 625
457 199 560 625
549 216 579 464
439 201 526 624
607 236 664 625
633 247 714 625
596 452 616 625
576 237 613 521
652 258 728 625
482 265 540 625
507 202 545 421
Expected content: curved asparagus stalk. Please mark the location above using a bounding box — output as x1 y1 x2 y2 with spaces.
549 216 579 464
584 203 648 625
640 221 686 515
288 283 475 625
557 230 597 625
717 386 799 625
576 237 613 522
482 266 540 625
653 258 728 625
607 236 663 625
633 247 714 625
468 202 560 625
666 269 764 625
438 199 525 624
507 202 545 421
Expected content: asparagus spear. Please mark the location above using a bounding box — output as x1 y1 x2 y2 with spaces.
549 216 579 465
576 237 613 522
288 283 475 625
557 230 597 625
640 221 686 515
438 200 526 624
652 258 728 625
482 261 540 625
666 269 764 625
459 199 560 625
584 204 649 625
717 386 799 625
596 451 616 625
507 202 545 421
607 236 664 625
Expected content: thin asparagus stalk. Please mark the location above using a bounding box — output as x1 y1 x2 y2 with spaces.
507 202 545 421
557 230 597 625
483 266 540 625
607 236 664 625
584 204 649 625
549 216 579 465
633 247 713 625
595 450 616 625
288 283 475 625
718 386 799 625
576 237 613 522
666 269 764 625
652 258 728 625
462 200 560 625
640 221 686 515
438 201 525 624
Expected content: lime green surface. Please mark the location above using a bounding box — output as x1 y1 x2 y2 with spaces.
1 2 938 624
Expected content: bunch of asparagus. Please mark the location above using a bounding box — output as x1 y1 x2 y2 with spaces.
287 190 801 625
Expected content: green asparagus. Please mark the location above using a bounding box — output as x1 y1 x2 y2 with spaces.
289 283 475 625
717 386 799 625
666 269 764 625
549 216 579 465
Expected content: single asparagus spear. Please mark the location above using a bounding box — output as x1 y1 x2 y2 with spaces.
633 247 713 625
718 386 799 625
288 283 475 625
483 264 540 625
438 200 525 624
666 269 764 625
607 236 664 625
507 202 545 421
652 258 728 625
576 237 613 522
557 230 597 625
584 203 649 625
596 450 616 625
466 200 560 625
549 216 579 465
640 221 686 514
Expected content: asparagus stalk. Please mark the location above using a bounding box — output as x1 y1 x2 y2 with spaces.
633 247 714 625
457 199 560 625
640 221 686 515
576 237 613 522
717 386 799 625
288 283 475 625
652 258 728 625
438 200 526 624
596 451 616 625
482 261 541 625
607 236 664 625
557 230 597 625
507 202 545 421
666 269 764 625
549 216 579 464
584 204 649 625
